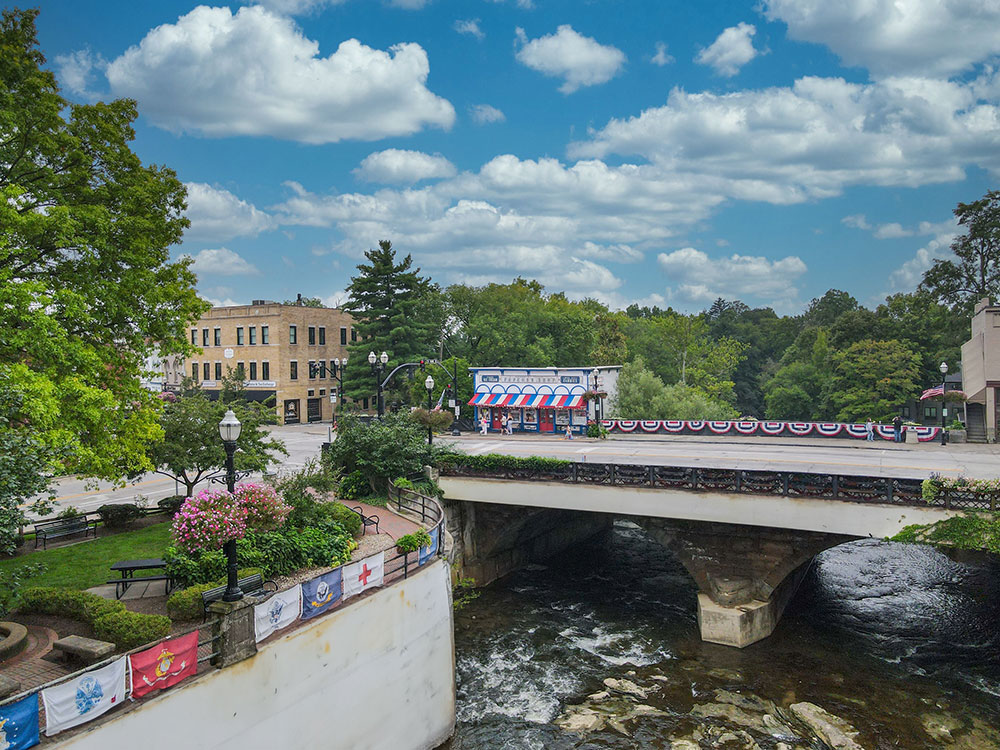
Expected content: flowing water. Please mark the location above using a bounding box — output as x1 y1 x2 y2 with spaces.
441 521 1000 749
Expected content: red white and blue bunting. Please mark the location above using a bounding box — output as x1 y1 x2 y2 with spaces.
599 420 942 442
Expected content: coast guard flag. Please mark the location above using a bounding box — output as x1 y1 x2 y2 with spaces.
254 585 301 643
301 569 342 620
129 631 199 699
42 656 127 736
418 527 439 566
342 552 384 600
0 693 40 749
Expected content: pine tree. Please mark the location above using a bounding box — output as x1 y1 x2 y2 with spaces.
341 241 442 407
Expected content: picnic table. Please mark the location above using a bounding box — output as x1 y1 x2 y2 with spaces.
107 558 173 599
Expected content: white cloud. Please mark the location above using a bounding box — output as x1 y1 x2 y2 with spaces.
487 0 534 9
657 247 807 311
103 5 454 143
764 0 1000 78
54 49 106 99
695 22 759 77
184 183 276 243
251 0 348 14
514 25 626 94
843 213 958 241
454 18 484 40
651 42 674 67
188 248 261 276
354 149 457 184
572 76 1000 201
841 214 872 231
469 104 506 124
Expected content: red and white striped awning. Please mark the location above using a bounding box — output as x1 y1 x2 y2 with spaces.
468 393 585 409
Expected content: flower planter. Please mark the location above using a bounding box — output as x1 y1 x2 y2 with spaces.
948 429 967 443
905 429 919 444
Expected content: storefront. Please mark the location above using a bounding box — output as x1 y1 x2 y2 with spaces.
468 366 620 435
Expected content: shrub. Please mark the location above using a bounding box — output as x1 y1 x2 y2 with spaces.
157 495 186 515
164 546 227 588
56 506 80 520
93 610 171 650
437 454 571 473
409 407 455 433
586 422 608 439
321 502 362 537
338 470 369 500
395 529 432 553
165 567 263 620
97 503 143 530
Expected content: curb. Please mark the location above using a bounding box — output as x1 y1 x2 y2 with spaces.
0 621 29 662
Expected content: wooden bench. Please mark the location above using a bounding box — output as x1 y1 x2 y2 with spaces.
52 635 115 665
351 506 380 535
201 574 277 620
34 516 98 549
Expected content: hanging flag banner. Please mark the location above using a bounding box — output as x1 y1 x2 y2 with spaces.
0 693 40 750
128 631 199 699
342 552 384 600
254 585 302 643
418 527 439 566
42 656 128 736
301 569 342 620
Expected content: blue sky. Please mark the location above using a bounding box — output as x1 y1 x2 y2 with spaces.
31 0 1000 314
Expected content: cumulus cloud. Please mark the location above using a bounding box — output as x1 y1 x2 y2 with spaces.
843 214 958 241
571 76 1000 202
695 22 759 77
354 149 457 184
514 25 626 93
103 5 454 143
454 18 484 39
764 0 1000 78
651 42 674 66
657 247 807 310
54 49 107 99
469 104 506 124
488 0 534 9
188 248 261 276
184 183 276 243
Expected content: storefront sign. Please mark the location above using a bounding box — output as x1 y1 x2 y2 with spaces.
245 380 277 388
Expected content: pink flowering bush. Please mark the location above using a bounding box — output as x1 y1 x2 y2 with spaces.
171 483 290 555
234 483 290 531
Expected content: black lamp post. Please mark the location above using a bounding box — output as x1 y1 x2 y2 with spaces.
425 374 435 445
939 361 948 446
330 356 347 424
219 409 243 602
368 350 388 417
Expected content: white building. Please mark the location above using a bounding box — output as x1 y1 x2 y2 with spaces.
467 366 620 434
139 349 184 392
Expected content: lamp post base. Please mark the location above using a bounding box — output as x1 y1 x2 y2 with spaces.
221 539 243 601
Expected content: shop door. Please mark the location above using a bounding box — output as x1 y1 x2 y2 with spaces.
491 408 502 430
307 398 322 423
540 409 555 432
283 399 300 425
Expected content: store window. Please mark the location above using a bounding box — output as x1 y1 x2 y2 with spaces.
262 361 270 380
290 361 298 380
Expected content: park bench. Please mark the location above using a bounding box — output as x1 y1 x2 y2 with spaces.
201 573 277 620
34 516 98 549
52 635 115 665
351 506 380 535
105 558 174 600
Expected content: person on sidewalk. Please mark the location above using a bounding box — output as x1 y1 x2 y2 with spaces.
479 415 488 435
564 424 573 440
865 418 874 441
501 413 509 437
892 414 903 443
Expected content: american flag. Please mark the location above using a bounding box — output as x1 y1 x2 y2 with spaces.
920 385 945 400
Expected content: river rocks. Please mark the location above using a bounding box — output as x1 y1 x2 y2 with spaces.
671 741 700 750
922 712 964 742
691 702 769 731
603 676 654 699
789 702 863 749
554 678 666 736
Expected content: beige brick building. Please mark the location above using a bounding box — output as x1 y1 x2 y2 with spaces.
961 297 1000 441
187 300 358 424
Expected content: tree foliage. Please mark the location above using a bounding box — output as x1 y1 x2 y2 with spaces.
610 357 737 420
828 339 922 422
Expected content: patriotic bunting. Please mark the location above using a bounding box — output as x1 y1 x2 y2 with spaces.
0 694 39 749
42 657 128 736
601 419 942 441
129 632 199 699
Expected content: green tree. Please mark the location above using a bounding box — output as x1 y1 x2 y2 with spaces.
763 328 834 420
407 356 473 408
802 289 860 328
590 312 629 365
148 381 287 497
610 357 736 420
828 339 922 422
342 241 441 406
875 291 966 386
920 190 1000 312
281 295 324 307
0 9 207 489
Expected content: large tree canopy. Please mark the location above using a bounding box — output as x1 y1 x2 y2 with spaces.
0 8 207 487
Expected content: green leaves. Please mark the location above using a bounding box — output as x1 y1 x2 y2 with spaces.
609 357 738 420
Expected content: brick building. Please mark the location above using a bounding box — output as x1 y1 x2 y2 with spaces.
187 299 358 424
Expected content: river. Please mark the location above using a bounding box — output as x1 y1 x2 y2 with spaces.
441 521 1000 749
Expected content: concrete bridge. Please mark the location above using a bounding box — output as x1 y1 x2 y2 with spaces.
438 460 972 648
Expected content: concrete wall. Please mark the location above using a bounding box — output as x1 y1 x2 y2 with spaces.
440 477 962 538
56 561 455 750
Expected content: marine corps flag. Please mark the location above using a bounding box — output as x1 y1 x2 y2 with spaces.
128 631 199 699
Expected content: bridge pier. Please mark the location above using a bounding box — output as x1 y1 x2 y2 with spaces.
639 519 854 648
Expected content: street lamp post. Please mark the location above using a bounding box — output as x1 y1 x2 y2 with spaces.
330 356 347 425
218 409 243 602
939 361 948 446
368 350 389 417
425 374 435 445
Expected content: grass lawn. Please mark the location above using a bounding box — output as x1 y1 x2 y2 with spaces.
0 523 173 590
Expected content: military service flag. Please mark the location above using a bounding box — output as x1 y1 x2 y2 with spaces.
129 631 199 699
254 585 302 643
42 657 127 736
301 569 342 620
418 527 439 566
0 693 40 749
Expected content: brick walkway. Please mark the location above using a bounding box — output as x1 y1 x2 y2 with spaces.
1 624 72 692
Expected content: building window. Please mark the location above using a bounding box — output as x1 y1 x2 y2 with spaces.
236 362 244 378
307 389 314 397
902 406 910 418
290 361 298 380
261 325 269 345
214 362 222 380
330 360 336 379
308 326 316 345
319 327 326 346
924 406 938 418
214 328 221 346
250 361 257 380
191 329 197 345
202 328 209 346
319 389 326 396
192 363 198 381
340 327 347 345
203 362 210 381
351 327 357 342
363 397 369 409
308 360 316 379
236 327 245 346
289 325 297 344
249 326 257 345
262 361 270 380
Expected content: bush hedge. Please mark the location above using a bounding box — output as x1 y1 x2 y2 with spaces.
165 567 263 620
97 503 143 530
17 587 171 649
338 470 369 500
395 529 432 553
157 495 186 515
436 454 572 472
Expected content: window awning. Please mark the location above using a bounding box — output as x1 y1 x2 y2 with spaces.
468 393 585 409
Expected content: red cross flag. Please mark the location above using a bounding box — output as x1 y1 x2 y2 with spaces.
129 631 199 699
342 552 384 599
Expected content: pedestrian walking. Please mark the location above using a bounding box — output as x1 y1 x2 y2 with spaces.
506 414 515 435
865 418 874 441
564 424 573 440
892 414 903 443
480 415 488 435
